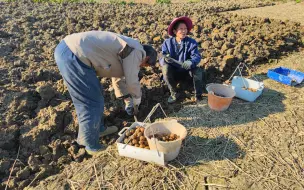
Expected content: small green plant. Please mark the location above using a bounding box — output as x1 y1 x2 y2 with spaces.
188 0 200 3
156 0 171 4
128 0 135 5
31 0 80 2
109 0 127 4
295 0 301 3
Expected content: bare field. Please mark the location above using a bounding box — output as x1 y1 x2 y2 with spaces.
230 2 304 26
0 0 304 189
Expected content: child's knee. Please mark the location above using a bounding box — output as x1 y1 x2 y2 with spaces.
161 64 170 74
192 67 203 79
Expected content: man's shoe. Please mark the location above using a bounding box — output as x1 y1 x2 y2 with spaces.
168 93 180 104
100 126 118 137
86 146 106 156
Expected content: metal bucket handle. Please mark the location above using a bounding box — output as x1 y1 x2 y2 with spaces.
227 62 262 89
143 103 169 156
143 103 168 124
206 83 234 95
118 127 129 137
121 103 168 156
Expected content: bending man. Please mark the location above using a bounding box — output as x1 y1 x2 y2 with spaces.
54 31 157 155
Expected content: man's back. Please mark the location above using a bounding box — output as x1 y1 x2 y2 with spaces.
64 31 145 78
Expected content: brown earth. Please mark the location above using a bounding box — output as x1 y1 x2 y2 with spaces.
0 0 304 189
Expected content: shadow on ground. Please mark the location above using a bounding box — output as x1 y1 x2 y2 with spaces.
174 83 286 127
171 135 243 167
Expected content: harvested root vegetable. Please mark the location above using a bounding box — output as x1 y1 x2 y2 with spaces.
122 126 149 149
214 93 226 97
132 139 138 144
149 133 180 142
242 87 258 92
210 91 226 97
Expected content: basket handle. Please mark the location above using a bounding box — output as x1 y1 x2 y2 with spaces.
143 103 168 124
227 62 261 84
118 127 129 137
227 62 248 89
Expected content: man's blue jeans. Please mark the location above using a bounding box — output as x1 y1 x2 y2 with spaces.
54 40 105 152
162 64 204 97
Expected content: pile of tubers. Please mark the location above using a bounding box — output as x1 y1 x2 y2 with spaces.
123 126 150 149
148 133 180 142
242 87 258 92
123 126 181 150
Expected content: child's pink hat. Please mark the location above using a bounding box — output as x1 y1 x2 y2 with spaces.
168 16 193 36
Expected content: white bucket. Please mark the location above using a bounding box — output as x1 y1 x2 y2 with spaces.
144 120 187 162
231 76 264 102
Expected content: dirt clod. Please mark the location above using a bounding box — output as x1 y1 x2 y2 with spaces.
16 166 31 180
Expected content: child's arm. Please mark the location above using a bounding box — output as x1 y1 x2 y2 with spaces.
188 41 201 69
160 41 170 66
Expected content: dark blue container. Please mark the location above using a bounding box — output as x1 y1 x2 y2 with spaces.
267 67 304 86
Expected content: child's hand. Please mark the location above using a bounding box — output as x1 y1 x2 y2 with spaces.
182 60 192 70
164 54 173 63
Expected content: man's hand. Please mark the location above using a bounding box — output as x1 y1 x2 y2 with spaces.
124 97 134 116
133 98 141 116
133 105 139 116
124 97 141 116
133 97 141 107
181 60 192 70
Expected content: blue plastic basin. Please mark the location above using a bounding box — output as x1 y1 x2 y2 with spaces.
267 67 304 86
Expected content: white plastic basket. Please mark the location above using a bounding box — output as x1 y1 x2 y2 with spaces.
227 63 264 102
116 103 176 166
231 76 264 102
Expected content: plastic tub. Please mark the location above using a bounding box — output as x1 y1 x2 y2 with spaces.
117 122 165 165
267 67 304 86
206 83 236 111
144 120 187 162
231 76 264 102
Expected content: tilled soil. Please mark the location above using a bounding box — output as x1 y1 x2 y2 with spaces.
0 0 304 189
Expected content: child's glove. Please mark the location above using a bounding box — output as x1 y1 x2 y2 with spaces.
182 60 192 70
164 54 173 63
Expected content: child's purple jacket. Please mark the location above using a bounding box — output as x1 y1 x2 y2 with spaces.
160 36 201 70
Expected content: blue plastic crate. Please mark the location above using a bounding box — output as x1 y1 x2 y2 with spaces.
267 67 304 86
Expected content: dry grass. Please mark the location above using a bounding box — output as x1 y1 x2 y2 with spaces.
93 0 190 3
33 51 304 189
93 0 273 5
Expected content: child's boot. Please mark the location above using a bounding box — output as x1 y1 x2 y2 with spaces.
168 91 179 103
